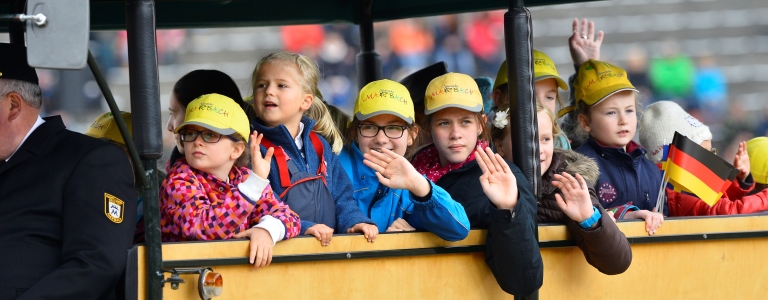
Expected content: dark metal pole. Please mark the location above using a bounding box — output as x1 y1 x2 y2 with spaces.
87 51 149 189
126 0 164 299
505 0 539 299
356 0 382 88
8 0 24 44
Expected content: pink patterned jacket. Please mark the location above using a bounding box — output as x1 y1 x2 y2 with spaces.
161 159 300 242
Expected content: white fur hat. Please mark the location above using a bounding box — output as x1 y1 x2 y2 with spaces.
639 101 713 163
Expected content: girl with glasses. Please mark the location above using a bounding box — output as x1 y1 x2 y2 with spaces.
161 93 300 270
339 79 470 241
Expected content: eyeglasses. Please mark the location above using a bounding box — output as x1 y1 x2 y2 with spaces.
357 124 407 139
179 129 236 143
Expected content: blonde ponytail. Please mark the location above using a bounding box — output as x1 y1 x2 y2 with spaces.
307 99 344 154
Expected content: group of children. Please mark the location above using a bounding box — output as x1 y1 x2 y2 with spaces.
81 17 768 295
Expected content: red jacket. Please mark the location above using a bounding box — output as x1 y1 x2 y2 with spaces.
667 177 768 216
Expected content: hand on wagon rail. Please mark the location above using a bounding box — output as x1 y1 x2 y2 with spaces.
475 146 519 211
234 227 274 269
250 131 275 179
306 224 335 246
386 218 416 232
348 223 379 243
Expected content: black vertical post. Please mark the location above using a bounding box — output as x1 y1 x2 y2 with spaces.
126 1 164 299
9 0 25 44
504 0 540 299
356 0 382 88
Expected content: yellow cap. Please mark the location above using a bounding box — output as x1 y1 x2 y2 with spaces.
354 79 414 124
573 59 637 107
175 93 251 142
493 50 568 90
424 72 483 115
747 137 768 184
85 111 132 145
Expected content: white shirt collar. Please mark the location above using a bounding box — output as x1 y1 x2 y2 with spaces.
294 122 304 150
6 116 45 162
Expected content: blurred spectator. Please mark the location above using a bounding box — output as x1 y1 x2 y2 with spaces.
433 34 476 74
465 12 504 77
281 25 325 55
389 19 434 71
693 53 728 125
624 46 653 104
648 39 695 107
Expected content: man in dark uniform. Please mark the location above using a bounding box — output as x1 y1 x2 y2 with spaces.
0 43 137 299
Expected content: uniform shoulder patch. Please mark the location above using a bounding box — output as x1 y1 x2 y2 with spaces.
105 193 125 223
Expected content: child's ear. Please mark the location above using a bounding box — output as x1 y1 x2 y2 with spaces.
491 89 504 108
407 126 419 147
577 114 591 133
301 94 314 111
231 141 246 161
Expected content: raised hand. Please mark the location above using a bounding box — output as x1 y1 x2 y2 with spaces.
475 146 518 210
347 223 379 243
386 218 416 232
234 227 274 269
250 131 275 179
569 18 604 68
733 141 750 181
552 172 595 224
305 224 334 246
364 148 431 197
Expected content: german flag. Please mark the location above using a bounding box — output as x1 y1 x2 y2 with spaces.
664 132 739 205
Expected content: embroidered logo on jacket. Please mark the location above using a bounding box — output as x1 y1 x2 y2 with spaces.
105 193 124 223
598 182 618 204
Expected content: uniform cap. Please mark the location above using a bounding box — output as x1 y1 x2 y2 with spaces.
0 43 39 85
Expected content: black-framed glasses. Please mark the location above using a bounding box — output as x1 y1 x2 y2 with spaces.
179 129 235 143
357 124 407 139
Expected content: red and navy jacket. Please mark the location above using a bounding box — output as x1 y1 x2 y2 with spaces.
575 137 667 215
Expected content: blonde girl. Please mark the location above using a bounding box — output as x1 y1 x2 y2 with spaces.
250 52 377 246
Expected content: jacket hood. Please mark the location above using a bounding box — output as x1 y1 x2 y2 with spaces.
552 148 600 187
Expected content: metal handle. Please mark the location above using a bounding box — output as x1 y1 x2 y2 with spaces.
0 13 48 26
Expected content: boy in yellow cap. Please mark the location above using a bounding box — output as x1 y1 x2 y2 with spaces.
161 93 300 269
411 72 543 296
339 79 469 241
491 50 571 150
571 59 665 236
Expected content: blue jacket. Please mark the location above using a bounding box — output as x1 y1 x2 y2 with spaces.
252 117 375 234
575 138 666 213
339 143 470 241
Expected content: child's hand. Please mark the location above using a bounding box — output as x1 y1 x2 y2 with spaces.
250 131 275 179
234 227 274 269
305 224 334 246
569 18 604 68
363 148 431 197
625 209 664 235
552 172 595 226
733 141 750 181
386 218 416 232
347 223 378 243
475 146 519 210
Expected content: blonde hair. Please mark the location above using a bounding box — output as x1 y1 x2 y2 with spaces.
251 52 343 154
536 102 561 136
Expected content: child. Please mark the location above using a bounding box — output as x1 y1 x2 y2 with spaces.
639 101 768 216
167 69 258 169
161 93 300 269
250 52 377 246
572 59 665 236
748 137 768 195
339 79 470 241
491 102 631 275
492 50 571 150
411 72 542 296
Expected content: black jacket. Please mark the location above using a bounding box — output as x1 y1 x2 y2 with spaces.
0 116 137 299
435 159 543 296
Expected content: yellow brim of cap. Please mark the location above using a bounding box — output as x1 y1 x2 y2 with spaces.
425 101 483 115
536 75 568 90
175 119 238 138
355 110 414 125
